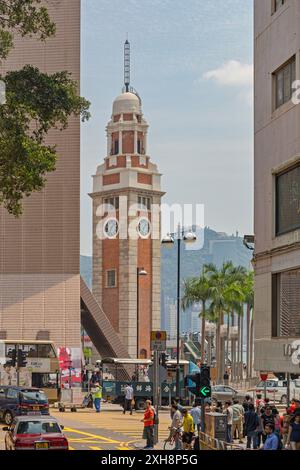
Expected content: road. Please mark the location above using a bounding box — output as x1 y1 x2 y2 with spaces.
0 405 171 451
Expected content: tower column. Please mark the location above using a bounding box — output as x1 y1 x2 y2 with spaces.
119 130 123 154
134 130 138 154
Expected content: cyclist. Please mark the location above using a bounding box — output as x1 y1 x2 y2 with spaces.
182 408 195 450
168 404 183 450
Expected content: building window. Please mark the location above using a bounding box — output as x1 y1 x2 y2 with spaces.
274 0 285 13
272 269 300 337
106 270 117 288
274 57 296 109
104 197 119 210
113 140 119 155
275 164 300 236
138 196 151 211
137 139 141 154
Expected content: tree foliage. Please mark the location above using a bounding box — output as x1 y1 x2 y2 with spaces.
0 1 90 215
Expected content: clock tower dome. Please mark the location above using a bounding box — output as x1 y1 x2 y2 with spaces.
91 41 164 358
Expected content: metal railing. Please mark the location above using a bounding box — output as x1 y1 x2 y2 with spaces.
198 432 244 451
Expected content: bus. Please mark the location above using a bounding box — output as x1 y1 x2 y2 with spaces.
100 357 190 409
0 340 60 403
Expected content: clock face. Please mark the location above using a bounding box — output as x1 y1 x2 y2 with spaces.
138 218 150 238
104 219 118 238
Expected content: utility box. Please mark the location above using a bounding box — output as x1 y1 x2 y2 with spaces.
205 412 227 441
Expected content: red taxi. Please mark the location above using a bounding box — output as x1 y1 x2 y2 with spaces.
3 415 69 450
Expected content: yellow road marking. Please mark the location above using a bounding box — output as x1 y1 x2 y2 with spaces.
89 446 103 451
64 427 120 444
69 446 75 451
117 447 130 450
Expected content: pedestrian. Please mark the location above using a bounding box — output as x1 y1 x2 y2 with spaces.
181 409 195 450
255 393 264 412
92 382 102 413
224 400 233 443
223 370 229 386
244 403 259 449
232 399 244 444
141 400 155 449
171 399 184 417
190 402 201 433
123 383 134 415
90 370 101 386
169 404 182 450
280 407 292 447
286 413 300 450
261 406 275 444
262 424 280 450
242 395 253 413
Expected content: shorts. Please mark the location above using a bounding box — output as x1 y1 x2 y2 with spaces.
182 432 194 444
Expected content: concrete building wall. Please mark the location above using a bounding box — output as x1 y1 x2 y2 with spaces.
0 0 81 350
254 0 300 373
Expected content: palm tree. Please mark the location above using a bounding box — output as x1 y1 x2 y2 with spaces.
182 271 210 363
243 271 254 378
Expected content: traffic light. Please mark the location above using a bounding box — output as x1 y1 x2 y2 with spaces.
199 365 211 398
11 349 17 367
185 367 211 398
159 352 169 368
17 349 27 368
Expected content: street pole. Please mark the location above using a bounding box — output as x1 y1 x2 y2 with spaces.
287 372 291 407
137 268 140 359
153 350 159 445
176 234 181 401
201 398 205 435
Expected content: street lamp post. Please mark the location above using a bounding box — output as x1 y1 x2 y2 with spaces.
162 226 196 401
137 267 147 358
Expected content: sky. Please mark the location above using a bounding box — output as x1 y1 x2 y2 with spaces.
80 0 253 256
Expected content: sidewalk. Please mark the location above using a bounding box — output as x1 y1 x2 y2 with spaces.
133 440 164 450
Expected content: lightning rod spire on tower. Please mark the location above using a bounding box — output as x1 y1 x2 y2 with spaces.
124 38 130 92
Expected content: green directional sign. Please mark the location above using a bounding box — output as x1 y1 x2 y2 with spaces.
200 385 211 398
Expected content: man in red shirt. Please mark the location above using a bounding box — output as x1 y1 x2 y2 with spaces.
141 399 154 449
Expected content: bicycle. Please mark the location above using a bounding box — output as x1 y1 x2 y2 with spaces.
164 428 183 450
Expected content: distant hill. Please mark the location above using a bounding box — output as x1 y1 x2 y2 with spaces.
80 227 252 334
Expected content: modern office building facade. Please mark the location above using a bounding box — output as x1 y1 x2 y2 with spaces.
254 0 300 374
0 0 81 354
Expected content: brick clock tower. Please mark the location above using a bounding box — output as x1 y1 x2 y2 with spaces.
91 41 164 358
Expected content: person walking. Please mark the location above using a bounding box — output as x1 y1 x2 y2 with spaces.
232 399 244 444
123 383 134 415
190 402 201 433
141 400 155 449
262 424 280 450
261 406 275 444
92 382 102 413
280 407 292 447
224 401 233 443
244 403 259 449
286 413 300 450
223 370 229 386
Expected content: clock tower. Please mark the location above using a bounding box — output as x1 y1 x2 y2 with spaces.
91 41 164 358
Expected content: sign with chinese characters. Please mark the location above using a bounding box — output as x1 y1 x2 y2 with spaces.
150 331 167 351
25 358 50 373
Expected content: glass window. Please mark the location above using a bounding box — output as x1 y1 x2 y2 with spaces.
274 57 296 109
20 344 37 358
276 164 300 235
20 390 48 403
103 197 119 210
37 344 56 358
5 344 16 361
274 0 285 12
32 373 58 389
272 269 300 337
6 389 18 399
17 421 60 435
106 270 116 288
138 196 151 211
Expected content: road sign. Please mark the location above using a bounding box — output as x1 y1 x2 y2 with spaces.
200 385 211 398
150 331 167 351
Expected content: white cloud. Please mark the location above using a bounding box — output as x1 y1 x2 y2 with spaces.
203 60 253 87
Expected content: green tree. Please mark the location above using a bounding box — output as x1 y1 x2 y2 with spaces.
182 271 211 363
0 0 90 216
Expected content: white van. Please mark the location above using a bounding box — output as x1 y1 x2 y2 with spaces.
255 379 300 404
